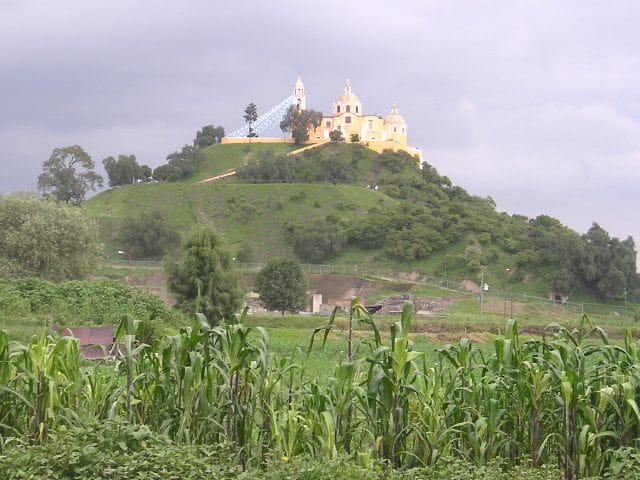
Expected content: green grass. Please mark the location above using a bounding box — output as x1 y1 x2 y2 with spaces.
1 322 47 343
84 143 400 262
263 322 474 382
186 143 298 183
83 183 197 255
190 182 398 259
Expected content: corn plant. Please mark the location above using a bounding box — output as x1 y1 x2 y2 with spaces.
3 308 640 478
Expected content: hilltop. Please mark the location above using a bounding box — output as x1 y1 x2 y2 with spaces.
84 141 638 303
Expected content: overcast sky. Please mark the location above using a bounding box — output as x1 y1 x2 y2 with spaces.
2 1 639 260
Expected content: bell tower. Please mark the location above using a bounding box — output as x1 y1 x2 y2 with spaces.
292 76 306 110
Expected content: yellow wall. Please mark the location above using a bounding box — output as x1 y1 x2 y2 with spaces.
310 112 408 148
366 140 422 164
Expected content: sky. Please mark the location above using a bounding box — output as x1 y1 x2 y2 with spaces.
1 1 639 261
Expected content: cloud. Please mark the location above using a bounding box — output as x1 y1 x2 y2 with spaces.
1 0 639 265
429 100 640 247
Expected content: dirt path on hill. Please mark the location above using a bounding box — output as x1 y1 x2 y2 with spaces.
197 170 237 184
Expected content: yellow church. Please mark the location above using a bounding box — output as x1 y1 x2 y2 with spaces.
223 76 422 161
292 76 422 160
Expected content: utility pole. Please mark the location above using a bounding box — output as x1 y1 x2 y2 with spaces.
117 250 133 283
480 266 485 323
444 259 448 288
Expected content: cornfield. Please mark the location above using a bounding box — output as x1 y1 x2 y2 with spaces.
1 303 639 479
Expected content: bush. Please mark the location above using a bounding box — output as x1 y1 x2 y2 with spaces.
117 210 179 259
0 278 172 326
286 222 346 263
254 259 307 314
0 421 231 480
236 151 298 183
0 193 101 281
1 444 572 480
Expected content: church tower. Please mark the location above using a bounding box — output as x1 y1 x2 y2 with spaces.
292 76 306 110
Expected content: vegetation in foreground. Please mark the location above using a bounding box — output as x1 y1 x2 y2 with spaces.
2 303 640 479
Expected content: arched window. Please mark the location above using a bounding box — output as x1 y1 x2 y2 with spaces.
393 127 397 133
356 106 359 114
336 105 341 113
346 105 351 113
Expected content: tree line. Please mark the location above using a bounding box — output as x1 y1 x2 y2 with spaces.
36 124 226 204
236 146 638 302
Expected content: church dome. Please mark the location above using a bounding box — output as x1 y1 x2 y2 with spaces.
384 102 406 126
334 79 362 115
335 79 360 105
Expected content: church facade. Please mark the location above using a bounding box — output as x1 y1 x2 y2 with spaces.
293 77 422 161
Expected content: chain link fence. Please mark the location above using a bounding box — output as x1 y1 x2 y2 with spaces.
102 258 638 319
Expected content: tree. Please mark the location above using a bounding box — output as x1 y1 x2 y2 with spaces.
37 145 103 204
0 193 102 280
377 149 418 173
581 223 637 300
152 145 203 182
152 164 182 182
165 226 244 325
194 125 225 148
349 133 360 143
236 150 298 183
552 268 578 296
254 258 308 315
287 221 346 263
244 103 258 140
103 154 151 187
279 105 323 145
329 129 343 143
318 155 356 183
118 210 180 259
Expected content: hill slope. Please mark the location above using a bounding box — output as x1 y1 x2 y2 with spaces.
84 141 638 302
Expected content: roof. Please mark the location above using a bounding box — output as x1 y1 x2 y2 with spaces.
384 102 406 125
52 324 115 359
335 79 361 106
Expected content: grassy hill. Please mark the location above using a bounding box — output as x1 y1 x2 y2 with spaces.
84 141 638 304
186 142 297 183
84 143 396 260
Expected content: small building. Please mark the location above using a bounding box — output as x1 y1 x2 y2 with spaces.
52 324 116 359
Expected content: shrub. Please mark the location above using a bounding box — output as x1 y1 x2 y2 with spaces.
0 421 231 480
118 210 179 259
254 258 308 314
165 226 244 325
286 222 346 263
0 193 101 280
0 278 172 326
